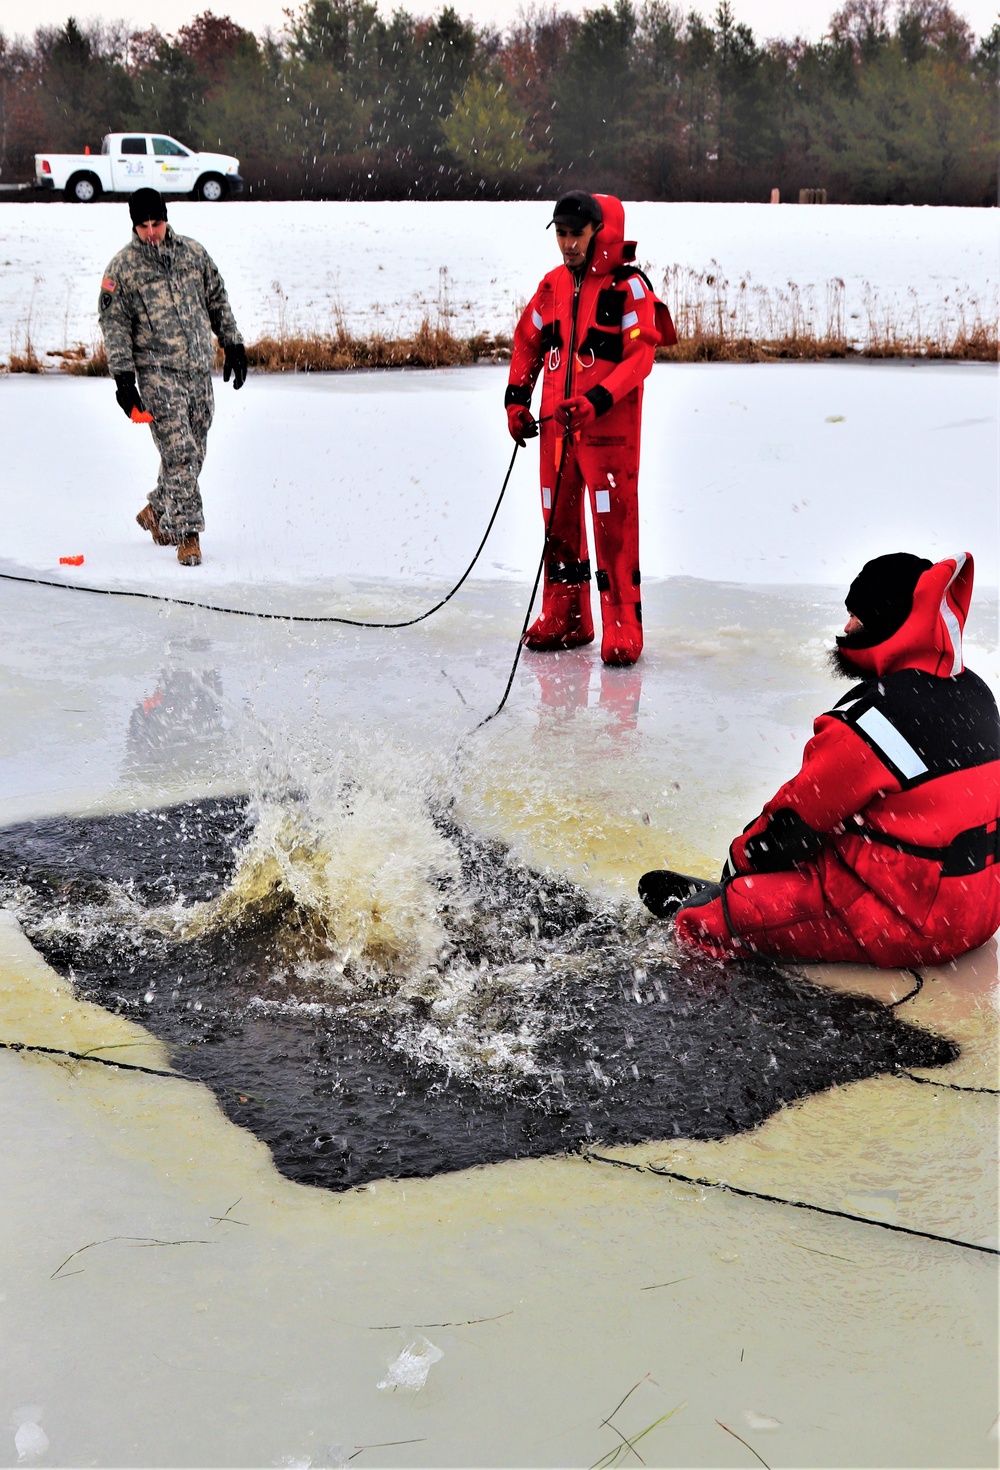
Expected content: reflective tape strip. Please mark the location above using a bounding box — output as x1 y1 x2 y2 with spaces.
542 486 552 509
622 310 639 329
531 309 544 330
939 553 967 675
628 277 645 299
855 707 928 780
595 489 611 514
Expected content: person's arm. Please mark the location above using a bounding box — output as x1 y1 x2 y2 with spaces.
728 712 902 876
97 264 136 377
506 288 546 402
505 286 547 440
199 247 247 388
202 249 242 349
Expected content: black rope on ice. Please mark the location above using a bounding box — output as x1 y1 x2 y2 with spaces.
887 969 924 1007
582 1151 1000 1258
0 444 521 629
898 1070 999 1096
0 1038 180 1078
884 968 999 1092
476 430 572 730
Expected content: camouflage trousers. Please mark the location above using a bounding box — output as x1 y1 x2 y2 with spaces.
137 368 214 537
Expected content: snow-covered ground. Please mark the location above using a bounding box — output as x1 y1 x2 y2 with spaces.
1 199 996 358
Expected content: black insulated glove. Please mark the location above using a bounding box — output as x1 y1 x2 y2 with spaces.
114 372 145 419
223 342 248 390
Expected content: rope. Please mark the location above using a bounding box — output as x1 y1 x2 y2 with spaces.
0 443 521 629
899 1070 999 1096
886 969 999 1092
887 969 923 1007
583 1151 999 1257
476 429 572 729
0 1038 179 1078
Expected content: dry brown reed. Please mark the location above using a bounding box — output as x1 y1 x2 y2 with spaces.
3 279 994 374
52 342 110 376
6 336 44 373
655 265 997 362
234 319 511 373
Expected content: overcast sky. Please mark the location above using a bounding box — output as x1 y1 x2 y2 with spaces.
0 0 996 42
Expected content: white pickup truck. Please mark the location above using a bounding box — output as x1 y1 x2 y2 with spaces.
34 132 243 203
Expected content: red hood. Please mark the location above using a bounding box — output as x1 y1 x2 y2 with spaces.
842 554 974 678
587 195 636 278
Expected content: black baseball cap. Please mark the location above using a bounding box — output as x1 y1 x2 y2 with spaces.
548 190 603 230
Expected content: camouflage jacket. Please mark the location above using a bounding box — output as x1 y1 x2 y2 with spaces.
98 227 242 376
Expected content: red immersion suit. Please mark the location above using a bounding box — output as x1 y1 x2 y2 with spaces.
675 555 1000 967
506 196 674 665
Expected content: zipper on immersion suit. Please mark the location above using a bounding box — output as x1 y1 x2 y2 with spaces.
564 274 582 403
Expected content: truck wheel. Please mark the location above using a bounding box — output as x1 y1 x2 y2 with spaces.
195 174 226 202
65 173 102 203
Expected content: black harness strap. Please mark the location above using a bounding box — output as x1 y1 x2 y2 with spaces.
853 820 1000 876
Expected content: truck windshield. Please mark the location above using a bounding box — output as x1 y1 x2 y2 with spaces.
120 138 148 154
152 138 189 156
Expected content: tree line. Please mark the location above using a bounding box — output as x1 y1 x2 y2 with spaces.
0 0 995 204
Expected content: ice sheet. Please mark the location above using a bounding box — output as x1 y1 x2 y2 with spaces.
0 361 996 1468
1 361 996 594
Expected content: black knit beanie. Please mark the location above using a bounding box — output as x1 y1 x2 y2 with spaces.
129 188 168 226
841 552 933 648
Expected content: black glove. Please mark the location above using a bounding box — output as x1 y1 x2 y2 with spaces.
223 342 248 390
114 372 145 419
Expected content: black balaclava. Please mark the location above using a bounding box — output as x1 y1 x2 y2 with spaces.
840 552 933 651
129 188 168 227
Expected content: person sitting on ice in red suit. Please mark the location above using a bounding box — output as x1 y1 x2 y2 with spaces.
504 190 675 666
639 552 1000 967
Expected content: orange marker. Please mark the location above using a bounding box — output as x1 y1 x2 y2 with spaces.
59 555 84 566
130 406 154 424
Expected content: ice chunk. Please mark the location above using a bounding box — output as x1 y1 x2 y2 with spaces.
15 1422 49 1462
743 1410 782 1431
377 1336 443 1392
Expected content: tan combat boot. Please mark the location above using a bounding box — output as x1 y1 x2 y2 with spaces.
177 534 201 567
136 504 176 546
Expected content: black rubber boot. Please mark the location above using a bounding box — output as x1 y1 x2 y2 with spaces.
638 868 720 919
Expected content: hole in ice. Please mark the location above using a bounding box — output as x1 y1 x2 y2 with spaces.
0 780 958 1192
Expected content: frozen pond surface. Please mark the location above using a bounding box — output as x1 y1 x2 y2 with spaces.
0 365 997 1467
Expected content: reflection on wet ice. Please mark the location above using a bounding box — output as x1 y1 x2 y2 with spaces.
126 643 225 781
527 646 643 733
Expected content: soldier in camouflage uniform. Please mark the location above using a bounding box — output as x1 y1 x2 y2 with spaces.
99 187 247 566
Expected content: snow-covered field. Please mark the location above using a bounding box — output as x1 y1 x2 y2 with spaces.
1 199 996 358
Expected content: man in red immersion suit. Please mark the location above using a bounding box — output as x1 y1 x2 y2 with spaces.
639 552 1000 967
505 191 675 666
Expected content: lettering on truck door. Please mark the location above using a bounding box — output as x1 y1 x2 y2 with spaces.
153 136 197 192
115 135 149 188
